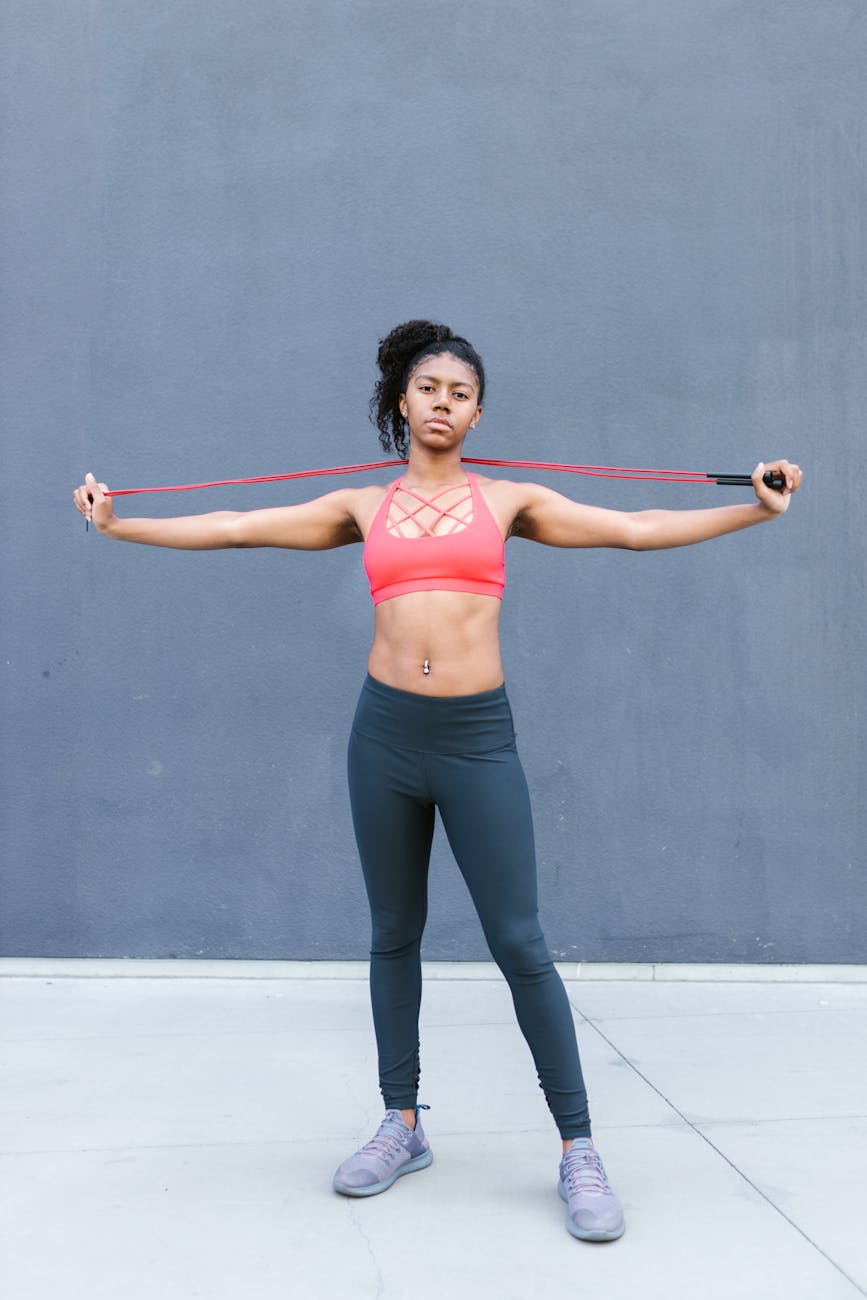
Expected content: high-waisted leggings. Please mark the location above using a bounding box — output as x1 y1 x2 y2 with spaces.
347 674 591 1140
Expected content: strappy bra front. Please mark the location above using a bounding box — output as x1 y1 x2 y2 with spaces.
363 473 506 606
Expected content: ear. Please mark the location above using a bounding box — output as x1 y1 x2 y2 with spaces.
470 405 482 429
399 393 408 419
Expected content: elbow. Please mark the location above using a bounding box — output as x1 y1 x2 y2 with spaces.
622 514 651 550
623 510 681 551
220 513 250 548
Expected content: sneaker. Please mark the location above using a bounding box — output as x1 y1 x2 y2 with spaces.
558 1139 625 1241
332 1108 433 1197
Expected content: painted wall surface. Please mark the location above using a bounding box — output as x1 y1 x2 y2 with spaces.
2 1 864 962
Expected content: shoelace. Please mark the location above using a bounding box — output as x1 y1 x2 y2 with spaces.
359 1115 409 1162
562 1143 612 1198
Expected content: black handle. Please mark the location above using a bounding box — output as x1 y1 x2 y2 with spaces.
709 471 786 491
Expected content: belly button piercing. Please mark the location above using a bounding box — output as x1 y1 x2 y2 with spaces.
423 659 430 675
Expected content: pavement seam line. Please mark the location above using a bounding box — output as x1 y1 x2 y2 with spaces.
571 1004 867 1299
346 1202 386 1299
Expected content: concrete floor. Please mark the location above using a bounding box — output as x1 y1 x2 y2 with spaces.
1 971 866 1300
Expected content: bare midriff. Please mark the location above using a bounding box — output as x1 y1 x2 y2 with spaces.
367 589 505 696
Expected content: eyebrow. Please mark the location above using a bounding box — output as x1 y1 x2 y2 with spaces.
414 372 477 392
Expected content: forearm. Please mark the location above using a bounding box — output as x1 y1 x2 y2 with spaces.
628 500 778 551
101 511 241 549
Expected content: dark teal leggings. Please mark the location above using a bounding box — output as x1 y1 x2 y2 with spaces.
347 674 591 1140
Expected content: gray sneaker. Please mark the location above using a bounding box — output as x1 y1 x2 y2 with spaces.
558 1139 625 1241
333 1108 433 1197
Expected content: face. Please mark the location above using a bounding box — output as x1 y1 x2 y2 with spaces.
399 352 482 450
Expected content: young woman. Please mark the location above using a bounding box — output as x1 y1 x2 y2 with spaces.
73 319 802 1242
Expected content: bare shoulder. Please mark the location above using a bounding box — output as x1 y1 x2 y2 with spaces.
474 473 552 504
333 481 387 538
474 475 560 538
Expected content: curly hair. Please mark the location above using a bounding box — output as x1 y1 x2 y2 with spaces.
370 319 486 459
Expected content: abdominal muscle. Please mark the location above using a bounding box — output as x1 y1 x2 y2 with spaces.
367 589 505 696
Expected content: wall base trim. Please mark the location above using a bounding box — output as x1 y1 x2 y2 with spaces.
1 958 866 982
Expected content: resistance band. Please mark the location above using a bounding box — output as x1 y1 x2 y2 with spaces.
102 458 785 499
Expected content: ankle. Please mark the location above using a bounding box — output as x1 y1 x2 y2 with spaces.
562 1136 593 1155
400 1108 417 1130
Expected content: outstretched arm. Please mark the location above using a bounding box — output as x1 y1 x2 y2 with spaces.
510 460 802 550
72 473 363 550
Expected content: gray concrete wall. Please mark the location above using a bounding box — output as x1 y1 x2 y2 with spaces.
2 1 864 962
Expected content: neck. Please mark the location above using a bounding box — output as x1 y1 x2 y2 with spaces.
402 446 467 487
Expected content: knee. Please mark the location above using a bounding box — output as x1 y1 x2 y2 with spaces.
371 908 426 959
487 922 552 980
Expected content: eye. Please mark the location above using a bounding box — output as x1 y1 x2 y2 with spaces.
454 391 469 400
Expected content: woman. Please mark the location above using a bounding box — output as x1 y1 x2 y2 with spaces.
73 319 802 1242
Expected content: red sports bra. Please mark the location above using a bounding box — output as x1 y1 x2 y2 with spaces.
363 473 506 606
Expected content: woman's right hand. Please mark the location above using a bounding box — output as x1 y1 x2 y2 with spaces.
73 472 116 532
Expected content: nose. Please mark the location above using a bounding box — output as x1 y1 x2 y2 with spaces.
433 387 451 409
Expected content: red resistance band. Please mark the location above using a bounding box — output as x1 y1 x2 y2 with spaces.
104 458 780 498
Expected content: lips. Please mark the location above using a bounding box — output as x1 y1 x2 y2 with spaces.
427 419 452 430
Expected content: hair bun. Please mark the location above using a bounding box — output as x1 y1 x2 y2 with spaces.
375 320 453 376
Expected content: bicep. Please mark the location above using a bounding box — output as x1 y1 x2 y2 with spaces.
511 484 640 549
227 489 362 550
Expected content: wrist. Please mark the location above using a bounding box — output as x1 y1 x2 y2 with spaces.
754 498 783 521
98 513 122 538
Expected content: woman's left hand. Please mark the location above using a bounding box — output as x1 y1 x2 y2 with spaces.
753 460 803 515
